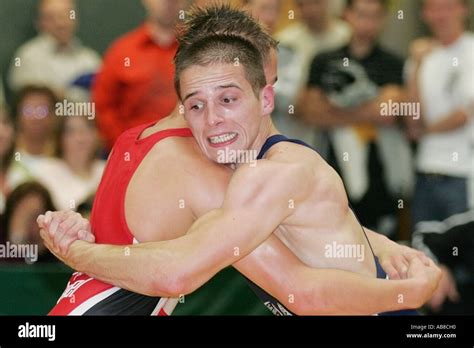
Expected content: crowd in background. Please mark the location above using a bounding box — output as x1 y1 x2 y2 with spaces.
0 0 472 314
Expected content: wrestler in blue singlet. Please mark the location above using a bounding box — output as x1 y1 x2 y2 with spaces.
244 134 418 316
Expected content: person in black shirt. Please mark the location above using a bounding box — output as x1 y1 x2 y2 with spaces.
412 211 474 314
297 0 414 238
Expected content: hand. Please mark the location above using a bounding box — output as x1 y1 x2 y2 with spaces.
378 242 432 280
428 265 459 312
37 210 94 257
377 85 405 105
409 38 437 64
407 257 442 307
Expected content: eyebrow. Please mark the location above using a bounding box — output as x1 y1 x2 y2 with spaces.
183 84 243 103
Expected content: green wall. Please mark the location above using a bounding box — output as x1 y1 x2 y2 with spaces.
0 263 271 315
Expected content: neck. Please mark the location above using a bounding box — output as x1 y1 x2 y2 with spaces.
18 134 46 156
250 118 279 155
349 36 376 59
65 154 92 177
438 28 464 46
146 20 175 47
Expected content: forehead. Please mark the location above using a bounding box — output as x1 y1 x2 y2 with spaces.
180 63 252 95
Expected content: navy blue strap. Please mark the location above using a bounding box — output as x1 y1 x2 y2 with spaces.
257 134 314 160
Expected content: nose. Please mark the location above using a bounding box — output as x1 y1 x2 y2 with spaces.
205 105 224 127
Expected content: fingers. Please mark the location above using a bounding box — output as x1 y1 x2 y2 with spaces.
404 249 432 267
429 290 445 312
39 228 55 254
44 211 52 225
381 260 401 280
37 214 45 228
392 255 409 279
78 230 95 243
55 219 80 255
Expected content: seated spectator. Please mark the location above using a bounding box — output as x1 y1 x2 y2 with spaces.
8 0 100 98
31 115 105 211
14 85 58 170
2 182 56 262
93 0 184 149
412 211 474 314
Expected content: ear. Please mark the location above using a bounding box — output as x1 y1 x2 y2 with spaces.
261 85 275 117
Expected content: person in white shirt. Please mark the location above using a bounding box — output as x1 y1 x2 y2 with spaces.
274 0 351 147
32 114 105 211
14 85 58 169
8 0 100 97
407 0 474 227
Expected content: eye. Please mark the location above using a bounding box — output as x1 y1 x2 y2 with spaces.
189 102 204 111
222 96 236 104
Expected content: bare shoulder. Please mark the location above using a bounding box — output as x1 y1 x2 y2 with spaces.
225 158 313 210
153 136 232 215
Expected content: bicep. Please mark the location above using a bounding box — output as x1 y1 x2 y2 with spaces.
233 234 307 306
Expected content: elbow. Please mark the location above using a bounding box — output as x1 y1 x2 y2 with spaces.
150 267 195 298
283 287 330 316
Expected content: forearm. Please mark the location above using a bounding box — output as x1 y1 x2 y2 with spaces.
67 207 276 297
299 268 422 315
299 89 387 128
426 109 469 134
67 240 179 297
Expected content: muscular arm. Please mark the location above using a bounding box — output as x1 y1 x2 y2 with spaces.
234 234 435 315
57 162 308 297
56 227 437 314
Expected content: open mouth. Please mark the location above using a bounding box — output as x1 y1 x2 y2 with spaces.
207 132 238 147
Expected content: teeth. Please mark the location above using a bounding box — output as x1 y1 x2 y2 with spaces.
209 133 237 144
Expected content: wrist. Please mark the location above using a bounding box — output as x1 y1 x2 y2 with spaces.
67 240 89 271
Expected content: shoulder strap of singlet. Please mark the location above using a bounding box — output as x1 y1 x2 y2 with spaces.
257 134 311 160
257 134 377 264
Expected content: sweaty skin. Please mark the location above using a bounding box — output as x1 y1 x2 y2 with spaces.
39 63 440 315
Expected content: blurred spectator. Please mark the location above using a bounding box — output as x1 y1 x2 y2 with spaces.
406 0 474 227
297 0 414 237
14 85 57 171
8 0 100 98
243 0 305 144
93 0 185 149
0 105 16 214
31 115 105 211
2 182 56 262
412 211 474 314
274 0 351 146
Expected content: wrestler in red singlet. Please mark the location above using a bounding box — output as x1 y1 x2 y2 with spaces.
49 122 193 315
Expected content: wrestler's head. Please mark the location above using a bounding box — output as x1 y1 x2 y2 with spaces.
177 4 278 85
175 34 274 164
